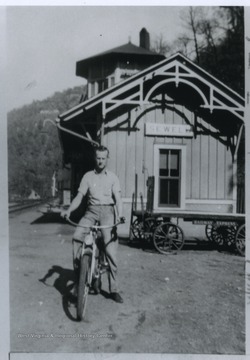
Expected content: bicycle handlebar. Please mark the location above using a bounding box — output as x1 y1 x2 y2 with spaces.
65 216 125 230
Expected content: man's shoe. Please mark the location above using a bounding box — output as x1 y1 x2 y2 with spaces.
92 276 102 294
110 292 123 303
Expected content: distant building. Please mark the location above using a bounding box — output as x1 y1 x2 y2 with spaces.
28 190 41 200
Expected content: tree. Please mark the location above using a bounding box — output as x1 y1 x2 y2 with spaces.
177 6 207 61
199 6 244 95
186 7 203 62
171 35 190 57
151 33 171 56
175 6 244 95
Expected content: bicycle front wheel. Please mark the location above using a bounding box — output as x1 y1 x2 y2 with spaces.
77 253 92 321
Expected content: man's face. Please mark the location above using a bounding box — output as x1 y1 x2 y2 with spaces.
95 150 108 171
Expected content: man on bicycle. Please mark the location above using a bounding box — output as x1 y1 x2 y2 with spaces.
61 145 124 303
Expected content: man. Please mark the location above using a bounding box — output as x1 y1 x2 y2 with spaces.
61 145 124 303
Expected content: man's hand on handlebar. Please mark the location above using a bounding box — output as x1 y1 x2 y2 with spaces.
60 209 71 220
119 216 126 224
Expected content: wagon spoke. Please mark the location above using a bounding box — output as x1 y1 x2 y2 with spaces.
155 237 168 246
235 224 245 256
153 223 185 255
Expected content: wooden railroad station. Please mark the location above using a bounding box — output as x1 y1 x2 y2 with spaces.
56 29 245 252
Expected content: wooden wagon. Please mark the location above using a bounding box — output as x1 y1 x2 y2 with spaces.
129 176 245 256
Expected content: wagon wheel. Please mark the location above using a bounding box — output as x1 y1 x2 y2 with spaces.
211 225 227 246
211 225 237 247
131 218 144 240
143 217 157 242
153 222 185 255
131 217 156 241
205 224 214 242
235 224 245 256
224 226 237 247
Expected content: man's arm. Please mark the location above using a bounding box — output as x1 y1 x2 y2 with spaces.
61 173 89 219
112 174 124 220
61 192 83 219
114 190 123 219
112 179 123 221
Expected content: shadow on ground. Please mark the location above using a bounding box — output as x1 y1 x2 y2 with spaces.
39 265 78 321
31 213 66 224
31 211 81 225
38 264 113 322
119 236 241 256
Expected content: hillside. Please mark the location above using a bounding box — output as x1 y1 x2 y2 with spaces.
7 85 86 200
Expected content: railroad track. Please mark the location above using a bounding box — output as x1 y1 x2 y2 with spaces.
9 200 44 213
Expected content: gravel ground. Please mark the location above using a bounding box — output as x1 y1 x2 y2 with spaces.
9 208 245 354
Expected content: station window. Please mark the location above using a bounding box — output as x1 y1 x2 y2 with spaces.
159 149 180 206
154 144 186 210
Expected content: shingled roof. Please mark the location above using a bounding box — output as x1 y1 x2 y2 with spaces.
76 42 165 78
82 41 164 59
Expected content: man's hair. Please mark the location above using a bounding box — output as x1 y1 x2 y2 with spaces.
94 145 109 156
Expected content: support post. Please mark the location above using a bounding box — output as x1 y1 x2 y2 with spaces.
135 173 138 211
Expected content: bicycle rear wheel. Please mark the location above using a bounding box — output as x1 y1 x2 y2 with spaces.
77 253 92 321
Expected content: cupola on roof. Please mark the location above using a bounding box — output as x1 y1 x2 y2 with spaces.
76 29 165 79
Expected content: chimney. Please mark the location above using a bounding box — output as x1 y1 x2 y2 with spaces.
140 28 150 50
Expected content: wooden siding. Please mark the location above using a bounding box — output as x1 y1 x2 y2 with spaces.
103 104 234 205
200 133 209 199
208 134 217 199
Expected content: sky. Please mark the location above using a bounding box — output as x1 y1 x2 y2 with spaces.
5 6 188 112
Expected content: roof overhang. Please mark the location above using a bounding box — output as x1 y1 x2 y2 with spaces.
59 52 245 158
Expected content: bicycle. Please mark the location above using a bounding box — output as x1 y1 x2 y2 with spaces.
65 216 125 321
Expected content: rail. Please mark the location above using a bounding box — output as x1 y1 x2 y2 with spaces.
9 200 44 213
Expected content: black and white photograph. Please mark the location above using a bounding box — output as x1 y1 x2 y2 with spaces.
1 3 250 359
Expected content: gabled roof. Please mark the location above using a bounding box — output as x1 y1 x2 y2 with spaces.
60 52 244 124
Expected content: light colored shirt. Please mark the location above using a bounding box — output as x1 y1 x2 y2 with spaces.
78 169 121 205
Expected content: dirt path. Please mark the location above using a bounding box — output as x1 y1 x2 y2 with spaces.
9 208 245 354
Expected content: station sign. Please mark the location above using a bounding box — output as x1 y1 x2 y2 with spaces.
145 123 194 137
193 220 237 226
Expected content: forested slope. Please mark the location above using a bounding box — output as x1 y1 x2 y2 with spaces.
7 86 85 199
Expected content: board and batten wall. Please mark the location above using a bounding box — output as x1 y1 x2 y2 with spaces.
102 103 235 219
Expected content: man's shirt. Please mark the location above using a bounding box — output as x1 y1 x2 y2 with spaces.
78 169 121 205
